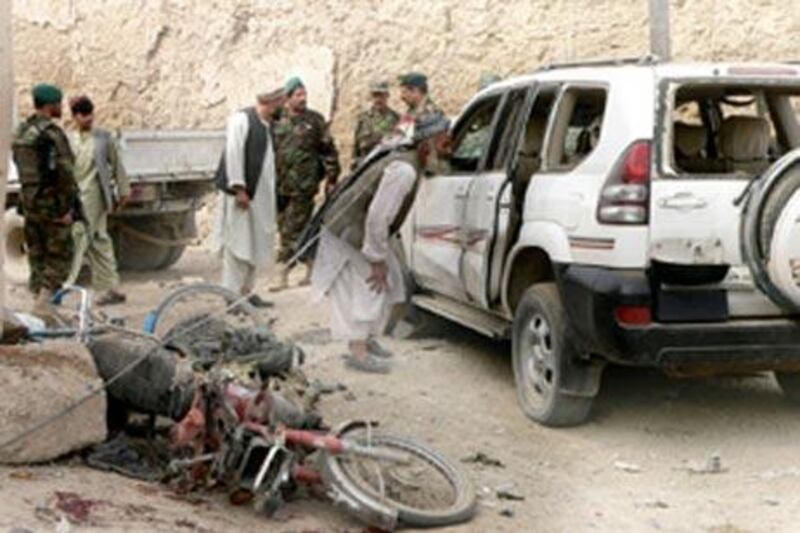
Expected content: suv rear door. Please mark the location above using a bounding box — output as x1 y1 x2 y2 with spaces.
651 76 800 317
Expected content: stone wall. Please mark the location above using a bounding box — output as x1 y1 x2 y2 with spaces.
11 0 800 163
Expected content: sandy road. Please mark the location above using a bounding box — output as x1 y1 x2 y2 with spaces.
2 247 800 532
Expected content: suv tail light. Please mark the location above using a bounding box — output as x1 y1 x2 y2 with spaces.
597 140 651 225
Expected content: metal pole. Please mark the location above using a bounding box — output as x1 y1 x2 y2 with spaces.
0 0 12 321
649 0 671 61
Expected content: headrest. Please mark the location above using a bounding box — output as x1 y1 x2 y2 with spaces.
719 116 770 161
674 123 707 158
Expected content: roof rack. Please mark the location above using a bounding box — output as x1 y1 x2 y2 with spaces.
538 55 661 72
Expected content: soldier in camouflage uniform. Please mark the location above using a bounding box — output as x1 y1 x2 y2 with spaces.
11 84 80 316
272 77 341 291
398 72 444 121
351 81 400 167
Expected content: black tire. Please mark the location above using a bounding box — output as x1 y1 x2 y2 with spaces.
145 283 261 341
758 163 800 260
321 426 476 529
111 212 192 271
512 283 594 427
775 371 800 404
159 244 187 270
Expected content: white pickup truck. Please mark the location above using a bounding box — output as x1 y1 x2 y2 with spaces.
399 57 800 426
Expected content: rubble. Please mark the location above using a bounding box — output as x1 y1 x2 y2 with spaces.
613 461 643 474
462 451 505 468
496 489 525 502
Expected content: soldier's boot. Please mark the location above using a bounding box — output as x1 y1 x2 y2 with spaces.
299 261 314 287
269 267 290 292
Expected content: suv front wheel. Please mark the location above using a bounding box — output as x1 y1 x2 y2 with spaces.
512 283 596 426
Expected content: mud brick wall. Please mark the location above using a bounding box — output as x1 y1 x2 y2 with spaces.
12 0 800 163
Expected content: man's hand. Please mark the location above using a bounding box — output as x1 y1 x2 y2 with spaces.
234 188 251 210
367 260 389 294
324 179 337 197
115 194 130 212
55 211 73 225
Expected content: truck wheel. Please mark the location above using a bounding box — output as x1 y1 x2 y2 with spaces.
774 371 800 404
112 212 191 271
512 283 594 426
2 208 29 285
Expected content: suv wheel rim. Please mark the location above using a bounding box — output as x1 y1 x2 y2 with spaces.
519 313 555 410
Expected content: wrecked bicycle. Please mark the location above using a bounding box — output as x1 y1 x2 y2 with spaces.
167 369 477 530
23 283 476 529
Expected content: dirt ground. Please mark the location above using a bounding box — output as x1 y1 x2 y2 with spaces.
2 247 800 532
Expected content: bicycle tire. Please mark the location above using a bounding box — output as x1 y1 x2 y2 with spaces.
144 283 262 339
321 426 476 528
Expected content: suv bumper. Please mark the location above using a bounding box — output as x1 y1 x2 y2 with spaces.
558 264 800 374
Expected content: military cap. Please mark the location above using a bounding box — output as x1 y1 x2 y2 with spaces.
398 72 428 90
284 76 305 96
413 111 450 142
369 81 391 94
32 83 63 106
257 87 286 103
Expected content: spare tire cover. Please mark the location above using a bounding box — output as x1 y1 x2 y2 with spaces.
766 184 800 307
742 150 800 311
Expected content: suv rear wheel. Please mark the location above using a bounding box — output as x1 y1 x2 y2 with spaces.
512 283 595 426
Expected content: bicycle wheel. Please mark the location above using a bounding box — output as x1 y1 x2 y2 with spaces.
321 425 476 528
145 283 262 339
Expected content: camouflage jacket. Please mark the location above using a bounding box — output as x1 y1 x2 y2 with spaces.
274 108 341 197
11 115 79 222
403 96 444 120
352 107 400 161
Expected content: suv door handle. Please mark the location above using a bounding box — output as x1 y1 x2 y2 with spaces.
455 192 468 200
658 192 708 211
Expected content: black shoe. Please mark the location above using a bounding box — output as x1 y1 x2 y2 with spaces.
248 294 274 308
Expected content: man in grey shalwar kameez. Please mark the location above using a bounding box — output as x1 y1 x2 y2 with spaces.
312 112 452 373
213 89 285 307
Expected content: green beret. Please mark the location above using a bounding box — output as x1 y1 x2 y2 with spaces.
32 83 63 105
398 72 428 89
284 76 305 96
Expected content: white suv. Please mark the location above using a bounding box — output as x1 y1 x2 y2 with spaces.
399 57 800 426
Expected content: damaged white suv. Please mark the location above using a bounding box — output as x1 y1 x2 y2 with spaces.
399 57 800 426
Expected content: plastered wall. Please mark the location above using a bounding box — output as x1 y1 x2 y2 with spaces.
12 0 800 161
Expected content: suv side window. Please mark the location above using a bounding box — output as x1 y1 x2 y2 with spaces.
487 88 529 170
450 95 502 173
546 87 607 171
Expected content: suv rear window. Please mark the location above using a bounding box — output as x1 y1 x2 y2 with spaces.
546 87 607 171
669 84 800 177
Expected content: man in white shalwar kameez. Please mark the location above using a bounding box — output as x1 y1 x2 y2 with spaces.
213 89 285 306
312 112 452 373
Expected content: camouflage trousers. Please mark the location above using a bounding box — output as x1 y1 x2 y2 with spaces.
277 194 316 264
24 218 74 294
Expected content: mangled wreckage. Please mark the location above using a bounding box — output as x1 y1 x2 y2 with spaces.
0 284 476 530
